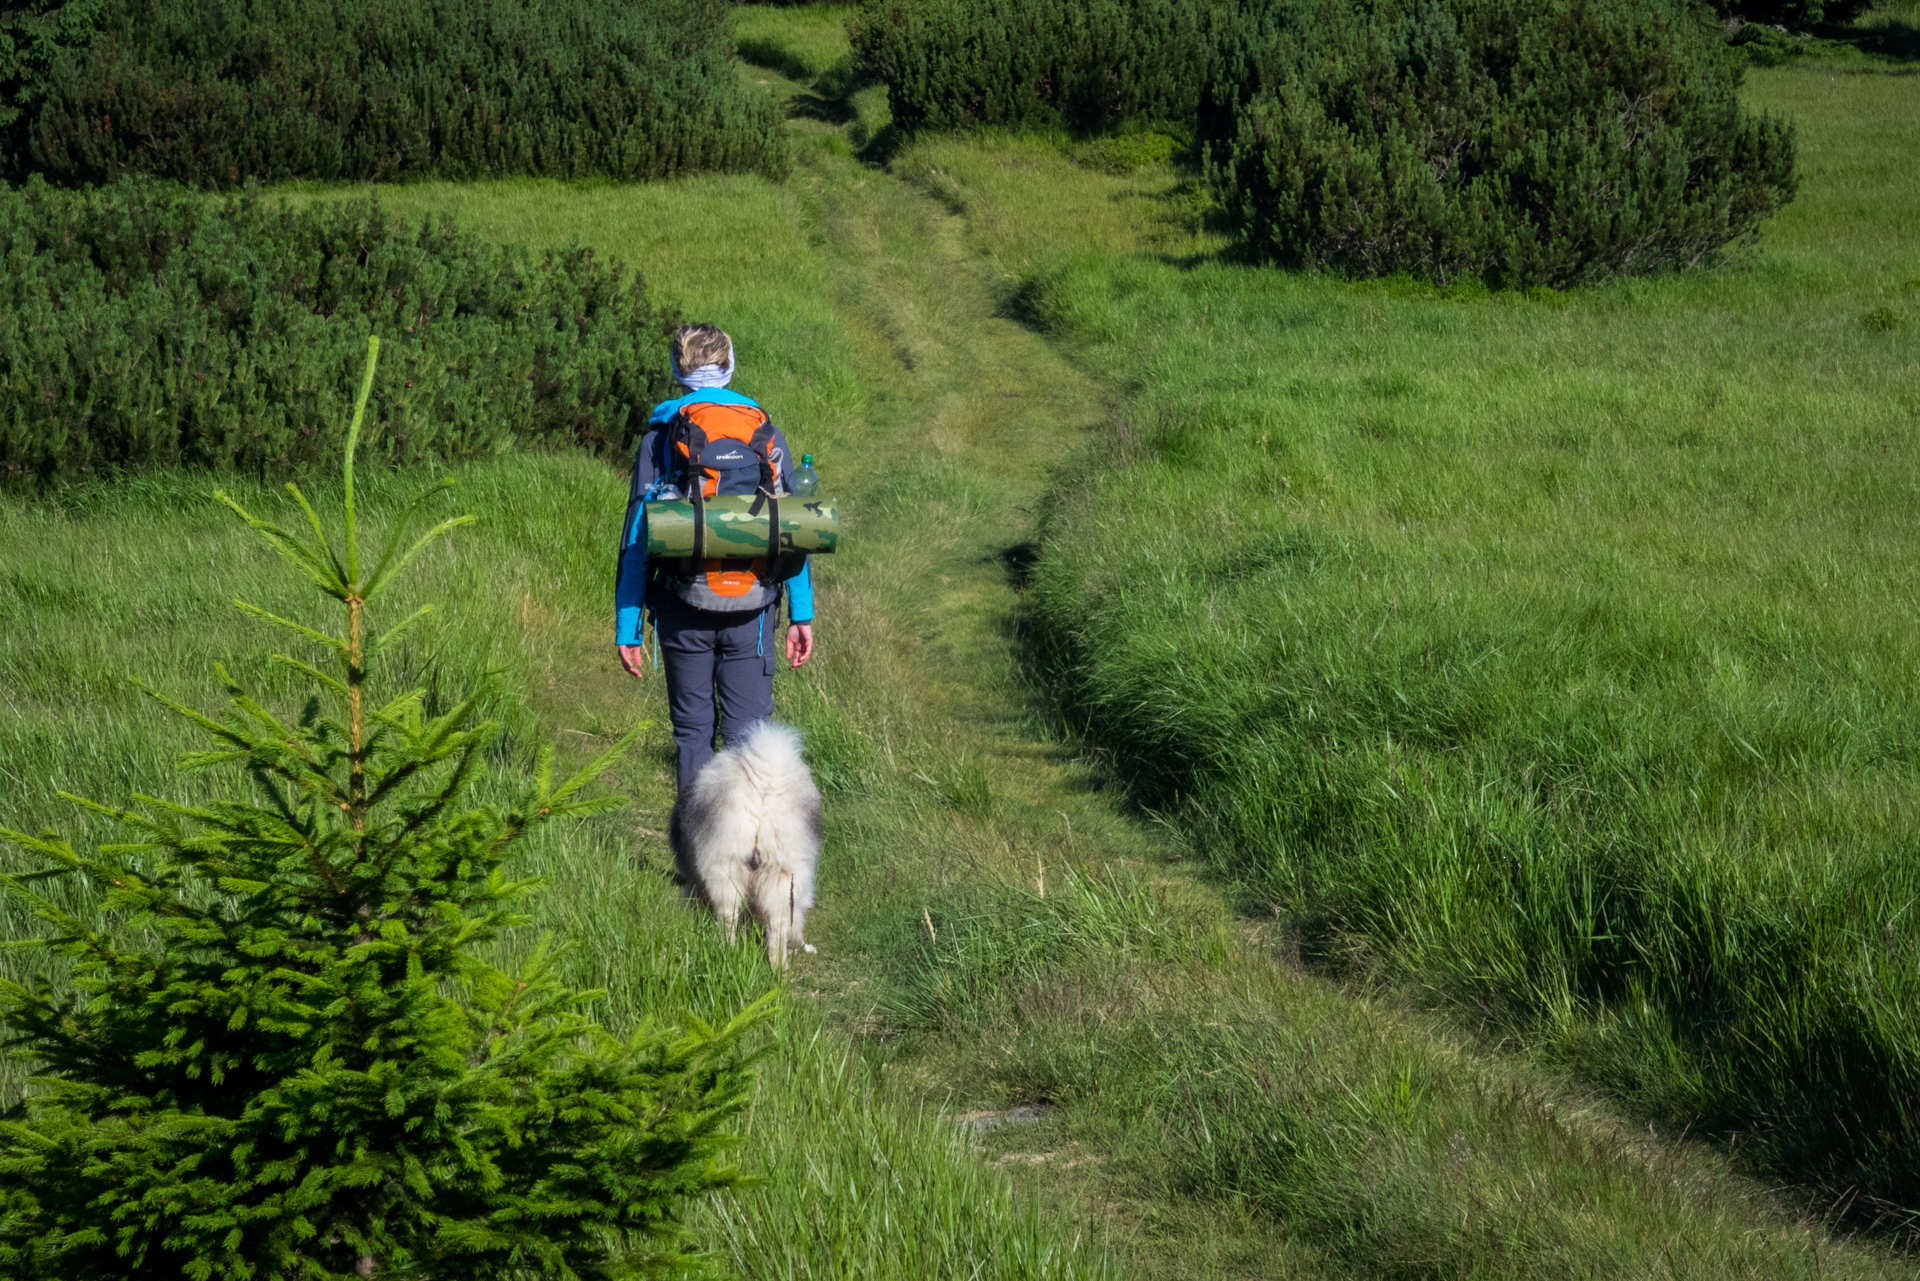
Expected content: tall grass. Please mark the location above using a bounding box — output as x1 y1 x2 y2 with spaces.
1013 55 1920 1219
887 865 1230 1032
0 155 1109 1276
970 962 1906 1280
702 1025 1110 1281
0 445 1119 1278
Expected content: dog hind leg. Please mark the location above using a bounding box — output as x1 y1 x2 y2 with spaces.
788 892 814 955
709 871 746 946
757 870 793 969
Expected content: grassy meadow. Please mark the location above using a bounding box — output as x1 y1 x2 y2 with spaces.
973 38 1920 1219
1 4 1918 1278
0 145 1115 1279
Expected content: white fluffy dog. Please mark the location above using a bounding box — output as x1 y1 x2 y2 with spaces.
670 721 821 967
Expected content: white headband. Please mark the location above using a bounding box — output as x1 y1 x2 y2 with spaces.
672 349 735 390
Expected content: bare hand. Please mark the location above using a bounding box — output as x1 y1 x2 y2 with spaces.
618 643 649 679
786 623 814 670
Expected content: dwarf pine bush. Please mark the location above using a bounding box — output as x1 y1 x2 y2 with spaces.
0 340 765 1278
0 180 675 485
850 0 1284 134
5 0 785 186
856 0 1795 286
0 0 103 169
1211 0 1799 287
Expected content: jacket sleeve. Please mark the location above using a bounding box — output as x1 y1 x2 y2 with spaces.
786 559 814 624
614 431 660 646
771 425 815 624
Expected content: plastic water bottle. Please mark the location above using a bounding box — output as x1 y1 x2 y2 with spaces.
792 454 819 498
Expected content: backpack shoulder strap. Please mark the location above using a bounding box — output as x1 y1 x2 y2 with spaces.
751 413 778 493
663 406 697 490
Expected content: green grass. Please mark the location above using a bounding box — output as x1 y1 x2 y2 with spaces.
710 1031 1108 1280
4 10 1918 1277
730 6 893 152
970 42 1920 1222
0 149 1110 1278
956 963 1900 1281
732 4 860 83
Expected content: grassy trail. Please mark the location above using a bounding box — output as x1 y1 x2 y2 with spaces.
318 39 1916 1281
0 17 1911 1277
673 46 1911 1279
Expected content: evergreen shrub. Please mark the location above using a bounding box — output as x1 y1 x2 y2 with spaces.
0 1 104 168
8 0 785 186
850 0 1286 134
0 343 766 1278
1212 0 1799 287
0 180 676 485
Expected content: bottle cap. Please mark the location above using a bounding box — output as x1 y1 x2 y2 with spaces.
801 454 814 465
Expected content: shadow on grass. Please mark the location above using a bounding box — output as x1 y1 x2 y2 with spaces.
996 541 1040 590
736 36 820 85
856 123 909 167
747 48 908 162
787 59 867 126
1825 7 1920 62
1735 11 1920 66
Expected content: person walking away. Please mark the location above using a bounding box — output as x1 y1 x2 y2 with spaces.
614 324 816 791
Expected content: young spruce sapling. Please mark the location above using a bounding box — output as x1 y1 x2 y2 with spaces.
0 337 768 1280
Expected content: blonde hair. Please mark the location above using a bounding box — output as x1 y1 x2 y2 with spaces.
672 323 732 372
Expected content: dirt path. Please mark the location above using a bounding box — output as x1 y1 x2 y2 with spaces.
751 119 1261 1277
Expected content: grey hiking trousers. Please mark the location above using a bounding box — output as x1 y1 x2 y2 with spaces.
656 595 778 793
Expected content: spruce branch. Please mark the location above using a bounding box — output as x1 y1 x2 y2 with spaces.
373 689 432 727
364 515 476 602
130 681 257 754
284 481 348 588
341 335 380 587
269 654 351 702
216 491 348 601
230 601 349 654
538 723 646 813
224 691 302 745
368 605 435 657
365 476 457 598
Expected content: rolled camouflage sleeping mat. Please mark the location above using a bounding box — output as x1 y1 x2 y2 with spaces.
644 493 840 558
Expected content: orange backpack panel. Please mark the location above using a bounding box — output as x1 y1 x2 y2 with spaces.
670 401 778 499
664 401 783 607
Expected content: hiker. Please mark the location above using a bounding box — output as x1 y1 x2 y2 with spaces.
615 324 815 792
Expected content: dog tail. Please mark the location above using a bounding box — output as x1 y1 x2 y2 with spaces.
735 720 810 784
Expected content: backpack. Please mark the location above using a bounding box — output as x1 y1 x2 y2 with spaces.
655 399 804 612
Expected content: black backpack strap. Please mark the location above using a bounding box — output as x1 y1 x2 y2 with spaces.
665 410 691 493
749 487 780 581
691 476 706 563
752 412 778 495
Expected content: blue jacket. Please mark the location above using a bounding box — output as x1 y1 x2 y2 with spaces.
615 387 815 646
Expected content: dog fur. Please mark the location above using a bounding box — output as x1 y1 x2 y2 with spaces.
670 720 822 967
